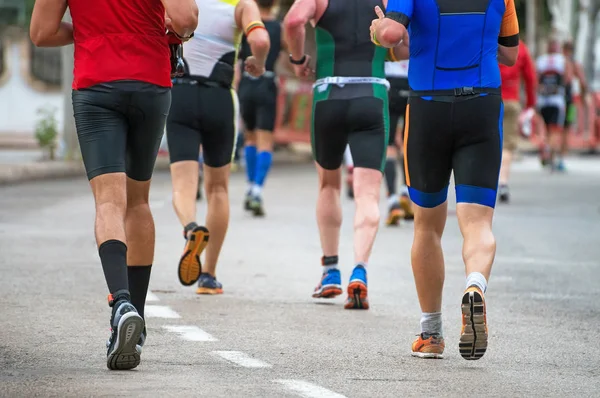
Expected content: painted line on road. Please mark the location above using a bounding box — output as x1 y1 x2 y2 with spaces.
212 351 272 368
146 291 160 302
163 325 218 342
274 380 347 398
145 305 181 319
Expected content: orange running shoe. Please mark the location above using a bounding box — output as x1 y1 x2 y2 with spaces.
178 226 209 286
385 202 404 226
411 333 445 359
399 194 414 221
460 286 488 360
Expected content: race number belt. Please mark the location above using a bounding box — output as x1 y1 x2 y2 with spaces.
313 76 391 92
243 70 276 80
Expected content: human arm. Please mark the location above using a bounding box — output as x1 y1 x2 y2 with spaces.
519 43 537 109
236 0 271 76
283 0 317 77
371 0 412 48
161 0 199 39
30 0 72 47
497 0 519 66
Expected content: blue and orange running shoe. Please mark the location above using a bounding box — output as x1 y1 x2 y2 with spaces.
312 268 342 298
196 273 223 295
344 264 368 310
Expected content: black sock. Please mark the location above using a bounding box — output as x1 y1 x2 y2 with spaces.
99 240 129 296
128 265 152 319
384 158 397 196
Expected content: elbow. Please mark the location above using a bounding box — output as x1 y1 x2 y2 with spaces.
248 33 270 55
30 26 47 47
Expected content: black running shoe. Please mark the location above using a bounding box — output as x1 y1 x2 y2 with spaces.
107 326 146 354
498 185 509 203
250 196 265 217
244 190 252 211
106 294 144 370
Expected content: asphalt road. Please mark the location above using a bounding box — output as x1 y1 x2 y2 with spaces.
1 157 599 397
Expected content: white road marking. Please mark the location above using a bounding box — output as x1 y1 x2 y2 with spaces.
144 305 181 319
274 380 348 398
212 351 272 368
163 325 218 342
146 291 160 302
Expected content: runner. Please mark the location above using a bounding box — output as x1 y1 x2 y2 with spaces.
344 145 354 199
30 0 198 370
372 0 519 359
498 40 537 203
385 59 414 225
563 41 589 158
166 0 270 294
536 39 573 172
239 0 285 217
284 0 404 310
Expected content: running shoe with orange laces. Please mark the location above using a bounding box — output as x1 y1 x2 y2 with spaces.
178 225 210 286
459 286 488 360
411 333 445 359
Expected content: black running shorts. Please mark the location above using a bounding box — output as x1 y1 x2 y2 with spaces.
72 81 171 181
166 81 238 168
404 94 503 209
388 77 409 146
311 84 389 172
238 76 278 132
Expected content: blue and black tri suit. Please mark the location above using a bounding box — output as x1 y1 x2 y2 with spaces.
385 0 520 208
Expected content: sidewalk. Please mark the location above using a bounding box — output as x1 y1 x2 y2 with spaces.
0 144 313 185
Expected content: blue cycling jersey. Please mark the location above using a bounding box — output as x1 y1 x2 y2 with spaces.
385 0 520 91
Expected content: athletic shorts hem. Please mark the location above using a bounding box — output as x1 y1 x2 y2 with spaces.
455 184 497 208
408 186 448 208
86 166 126 181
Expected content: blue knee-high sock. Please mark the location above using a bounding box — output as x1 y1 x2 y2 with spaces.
244 146 257 183
255 151 273 187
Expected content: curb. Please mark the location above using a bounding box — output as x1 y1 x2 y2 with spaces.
0 150 313 186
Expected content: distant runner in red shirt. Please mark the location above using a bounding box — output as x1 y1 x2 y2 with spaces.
498 40 537 203
30 0 198 371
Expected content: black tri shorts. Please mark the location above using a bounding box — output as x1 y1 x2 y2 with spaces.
238 74 278 132
72 81 171 181
311 83 389 172
166 79 238 168
404 94 503 209
387 77 409 146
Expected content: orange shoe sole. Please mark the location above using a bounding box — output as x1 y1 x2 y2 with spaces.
459 289 488 360
344 281 369 310
196 287 223 295
178 226 209 286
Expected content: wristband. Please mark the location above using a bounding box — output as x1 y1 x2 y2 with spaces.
387 47 398 62
244 20 265 35
289 54 306 65
372 31 382 47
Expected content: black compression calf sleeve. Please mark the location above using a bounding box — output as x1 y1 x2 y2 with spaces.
384 159 397 196
128 265 152 319
99 240 129 296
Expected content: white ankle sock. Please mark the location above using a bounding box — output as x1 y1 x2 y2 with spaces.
323 264 338 273
465 272 487 293
387 195 399 207
420 312 443 337
251 184 262 197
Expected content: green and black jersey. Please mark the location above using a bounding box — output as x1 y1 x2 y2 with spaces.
313 0 388 101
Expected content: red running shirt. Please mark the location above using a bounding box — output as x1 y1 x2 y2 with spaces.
69 0 172 89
